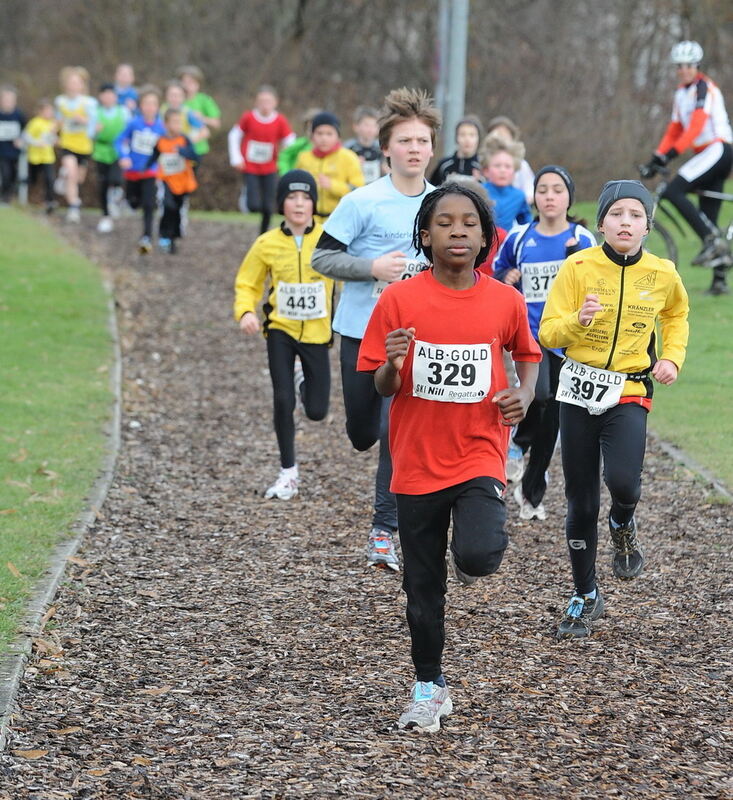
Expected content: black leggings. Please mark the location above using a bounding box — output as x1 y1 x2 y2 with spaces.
125 177 156 238
244 172 277 235
28 163 54 204
340 335 397 533
513 347 562 507
397 477 508 682
266 329 330 469
160 185 185 240
662 142 733 241
560 402 648 595
0 156 18 202
96 161 122 216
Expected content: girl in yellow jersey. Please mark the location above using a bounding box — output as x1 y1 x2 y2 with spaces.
54 66 97 223
539 180 689 639
234 170 334 500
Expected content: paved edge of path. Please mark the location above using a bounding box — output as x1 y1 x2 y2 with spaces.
0 275 122 752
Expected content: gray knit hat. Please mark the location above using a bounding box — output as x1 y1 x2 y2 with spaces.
597 180 654 226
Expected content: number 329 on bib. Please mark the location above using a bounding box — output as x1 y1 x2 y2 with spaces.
411 339 492 403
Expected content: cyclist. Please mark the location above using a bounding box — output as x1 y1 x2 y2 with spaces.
641 40 733 296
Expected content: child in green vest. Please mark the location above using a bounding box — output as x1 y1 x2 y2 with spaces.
93 82 129 232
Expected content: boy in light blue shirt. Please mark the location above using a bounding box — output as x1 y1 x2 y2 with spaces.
312 87 441 571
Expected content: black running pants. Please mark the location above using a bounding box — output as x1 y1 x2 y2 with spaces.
560 402 648 595
340 335 397 533
125 177 156 238
266 329 330 469
397 477 508 682
244 171 277 235
513 347 562 507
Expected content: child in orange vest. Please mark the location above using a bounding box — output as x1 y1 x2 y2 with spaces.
145 108 199 253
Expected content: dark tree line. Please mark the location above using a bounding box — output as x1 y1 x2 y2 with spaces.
1 0 732 206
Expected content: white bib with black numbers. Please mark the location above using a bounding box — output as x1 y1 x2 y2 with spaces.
246 139 274 164
276 281 327 320
412 339 492 403
520 259 562 303
131 129 159 156
556 357 625 415
159 152 185 175
63 117 87 134
371 259 429 298
0 121 21 141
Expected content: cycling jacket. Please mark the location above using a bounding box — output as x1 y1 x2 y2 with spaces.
539 244 689 398
657 72 732 156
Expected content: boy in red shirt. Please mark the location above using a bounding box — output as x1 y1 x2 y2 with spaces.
358 183 540 731
228 85 295 234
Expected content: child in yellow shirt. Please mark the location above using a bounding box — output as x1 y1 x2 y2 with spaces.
234 170 334 500
295 112 364 221
24 99 57 213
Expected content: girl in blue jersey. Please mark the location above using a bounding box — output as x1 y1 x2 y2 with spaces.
115 86 166 253
493 166 595 520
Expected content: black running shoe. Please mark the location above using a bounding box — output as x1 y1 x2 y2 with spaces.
706 278 730 296
610 516 644 579
557 590 605 639
691 234 729 266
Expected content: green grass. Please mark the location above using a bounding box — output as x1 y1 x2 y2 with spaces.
575 199 732 490
0 208 114 651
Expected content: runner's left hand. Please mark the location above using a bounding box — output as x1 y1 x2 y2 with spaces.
492 386 532 426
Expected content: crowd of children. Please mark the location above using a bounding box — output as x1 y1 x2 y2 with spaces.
0 62 220 254
2 48 707 733
234 77 692 733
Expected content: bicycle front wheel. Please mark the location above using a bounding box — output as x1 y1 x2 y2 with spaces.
646 219 678 265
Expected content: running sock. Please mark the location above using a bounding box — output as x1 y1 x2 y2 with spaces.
434 675 446 688
280 465 298 477
582 589 597 601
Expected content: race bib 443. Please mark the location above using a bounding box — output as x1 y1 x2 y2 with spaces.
412 339 492 403
556 357 625 415
276 281 327 320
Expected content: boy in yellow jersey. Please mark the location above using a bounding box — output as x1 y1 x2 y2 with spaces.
55 66 97 222
295 112 364 221
234 170 334 499
23 99 57 213
539 180 689 639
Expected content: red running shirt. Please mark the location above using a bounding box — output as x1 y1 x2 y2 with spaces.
237 110 293 174
358 269 541 494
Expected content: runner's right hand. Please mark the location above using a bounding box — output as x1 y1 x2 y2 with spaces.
578 294 603 326
385 327 415 372
372 251 407 282
239 312 260 335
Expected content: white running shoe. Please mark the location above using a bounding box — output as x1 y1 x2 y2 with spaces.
513 484 547 521
97 216 114 233
397 682 453 733
65 206 81 224
366 528 400 571
265 468 299 500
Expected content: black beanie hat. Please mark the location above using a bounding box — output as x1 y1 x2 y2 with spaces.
311 111 340 133
534 165 575 206
276 169 318 214
597 180 654 227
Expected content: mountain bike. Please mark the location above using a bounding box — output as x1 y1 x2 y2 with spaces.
638 166 733 268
